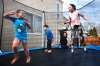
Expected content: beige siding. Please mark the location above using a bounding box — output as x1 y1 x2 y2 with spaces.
16 0 63 12
2 0 43 51
1 0 63 51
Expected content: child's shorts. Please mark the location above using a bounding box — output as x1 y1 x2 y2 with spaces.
16 34 27 44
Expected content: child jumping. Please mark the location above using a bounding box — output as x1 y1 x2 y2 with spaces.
67 4 87 45
4 9 32 64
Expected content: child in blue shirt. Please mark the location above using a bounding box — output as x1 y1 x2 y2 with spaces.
44 25 54 53
4 9 32 64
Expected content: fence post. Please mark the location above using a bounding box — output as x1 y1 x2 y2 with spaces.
42 11 47 48
0 0 4 51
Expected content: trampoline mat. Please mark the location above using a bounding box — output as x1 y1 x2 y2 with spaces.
0 48 100 66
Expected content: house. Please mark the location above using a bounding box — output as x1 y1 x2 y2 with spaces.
1 0 63 51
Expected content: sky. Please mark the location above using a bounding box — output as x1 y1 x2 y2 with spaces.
62 0 94 18
62 0 94 12
62 0 100 35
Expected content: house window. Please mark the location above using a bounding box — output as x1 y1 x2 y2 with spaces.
24 12 33 32
24 12 42 33
33 15 42 33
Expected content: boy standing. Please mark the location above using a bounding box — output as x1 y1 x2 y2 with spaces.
44 25 54 53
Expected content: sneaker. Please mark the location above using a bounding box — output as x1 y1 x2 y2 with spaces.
84 48 87 52
48 50 52 53
71 49 74 53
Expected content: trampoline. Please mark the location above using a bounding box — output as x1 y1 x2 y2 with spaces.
0 0 100 66
0 48 100 66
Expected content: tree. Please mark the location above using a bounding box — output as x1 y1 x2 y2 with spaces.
88 27 98 37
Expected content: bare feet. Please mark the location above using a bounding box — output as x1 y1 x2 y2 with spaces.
26 56 31 64
11 56 19 64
